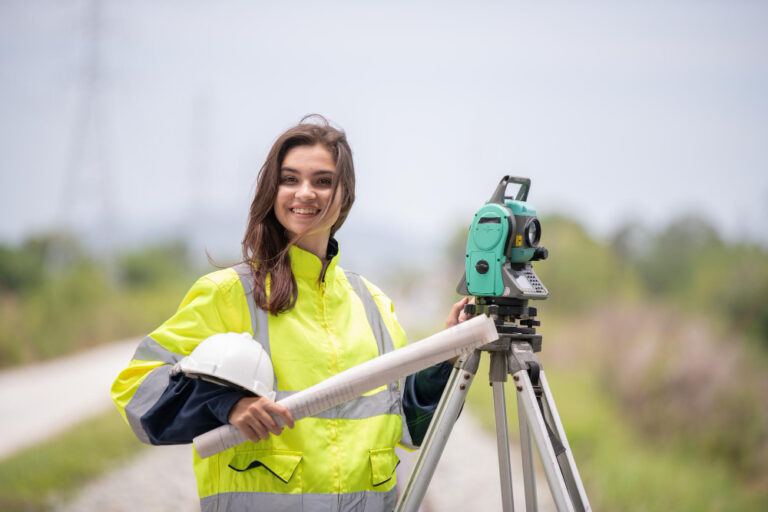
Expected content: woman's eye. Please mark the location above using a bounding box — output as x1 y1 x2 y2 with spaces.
317 177 333 187
280 175 297 184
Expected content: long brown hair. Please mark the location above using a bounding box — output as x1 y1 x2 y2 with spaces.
242 115 355 314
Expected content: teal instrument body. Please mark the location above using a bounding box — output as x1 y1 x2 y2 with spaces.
458 176 549 299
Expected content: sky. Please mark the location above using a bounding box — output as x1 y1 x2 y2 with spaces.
1 0 767 277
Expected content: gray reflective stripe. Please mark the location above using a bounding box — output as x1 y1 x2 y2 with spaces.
233 262 276 391
398 380 416 449
344 271 413 447
275 389 398 420
344 271 395 356
233 262 270 354
131 336 184 364
200 487 396 512
125 365 172 444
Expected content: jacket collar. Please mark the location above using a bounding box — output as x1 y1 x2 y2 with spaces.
288 238 340 282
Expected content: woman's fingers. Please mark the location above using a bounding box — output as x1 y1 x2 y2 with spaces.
265 401 295 429
229 396 294 442
445 297 470 328
255 401 296 435
247 419 270 441
458 296 476 323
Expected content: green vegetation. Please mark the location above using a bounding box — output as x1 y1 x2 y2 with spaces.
449 212 768 509
0 409 147 511
0 233 197 367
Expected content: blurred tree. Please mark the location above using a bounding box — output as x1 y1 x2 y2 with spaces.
117 240 192 289
535 215 642 313
633 214 722 295
0 245 43 293
609 221 652 264
0 232 84 293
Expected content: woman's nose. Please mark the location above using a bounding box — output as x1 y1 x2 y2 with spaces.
295 181 316 201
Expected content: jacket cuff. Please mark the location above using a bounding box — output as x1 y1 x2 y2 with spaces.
413 361 453 404
209 391 247 425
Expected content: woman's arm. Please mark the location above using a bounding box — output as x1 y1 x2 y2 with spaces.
111 271 251 445
402 361 454 446
139 373 246 445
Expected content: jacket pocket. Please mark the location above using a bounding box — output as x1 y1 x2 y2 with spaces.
228 450 303 484
369 447 400 486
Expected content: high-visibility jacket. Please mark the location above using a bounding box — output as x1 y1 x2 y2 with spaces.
112 243 413 511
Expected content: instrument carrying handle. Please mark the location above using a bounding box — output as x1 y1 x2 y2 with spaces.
488 175 530 203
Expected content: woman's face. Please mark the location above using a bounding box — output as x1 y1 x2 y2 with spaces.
274 144 342 248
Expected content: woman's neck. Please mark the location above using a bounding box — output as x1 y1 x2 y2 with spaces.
293 233 330 262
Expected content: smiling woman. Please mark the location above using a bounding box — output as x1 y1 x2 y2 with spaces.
242 116 356 315
111 114 469 511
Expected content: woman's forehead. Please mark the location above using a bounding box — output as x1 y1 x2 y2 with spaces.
282 144 336 173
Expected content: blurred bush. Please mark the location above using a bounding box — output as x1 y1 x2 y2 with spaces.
588 305 768 490
0 232 197 368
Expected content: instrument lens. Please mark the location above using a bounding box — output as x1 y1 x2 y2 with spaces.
526 219 541 247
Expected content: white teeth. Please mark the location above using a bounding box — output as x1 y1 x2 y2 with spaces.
292 208 318 215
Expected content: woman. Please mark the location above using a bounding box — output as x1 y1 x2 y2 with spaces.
111 115 469 511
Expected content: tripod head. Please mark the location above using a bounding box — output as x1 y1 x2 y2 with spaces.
465 296 543 353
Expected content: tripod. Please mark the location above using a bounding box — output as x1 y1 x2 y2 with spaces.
395 298 591 512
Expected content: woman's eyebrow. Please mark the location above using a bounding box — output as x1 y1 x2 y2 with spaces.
280 167 335 175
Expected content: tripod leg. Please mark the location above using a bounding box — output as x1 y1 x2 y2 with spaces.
538 371 591 512
513 369 575 512
395 351 480 512
517 392 537 512
490 353 515 512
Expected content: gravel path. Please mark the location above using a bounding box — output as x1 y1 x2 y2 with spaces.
55 444 200 512
0 339 138 459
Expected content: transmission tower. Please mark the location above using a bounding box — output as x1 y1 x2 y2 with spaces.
57 0 116 260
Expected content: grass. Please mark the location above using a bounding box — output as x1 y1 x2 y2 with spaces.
464 357 767 512
0 409 147 511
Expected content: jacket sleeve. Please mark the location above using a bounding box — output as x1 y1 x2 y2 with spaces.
111 271 250 445
402 361 453 446
139 373 245 444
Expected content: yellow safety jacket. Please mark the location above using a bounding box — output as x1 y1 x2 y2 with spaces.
111 244 411 511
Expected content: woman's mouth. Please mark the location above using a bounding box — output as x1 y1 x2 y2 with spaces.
290 207 320 216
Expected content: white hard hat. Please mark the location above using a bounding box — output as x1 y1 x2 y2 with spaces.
174 332 275 400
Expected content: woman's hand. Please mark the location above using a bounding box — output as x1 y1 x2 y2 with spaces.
444 296 475 364
445 296 474 328
228 396 295 443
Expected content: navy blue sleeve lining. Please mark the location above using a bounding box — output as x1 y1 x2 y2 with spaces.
140 372 246 445
402 361 453 446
